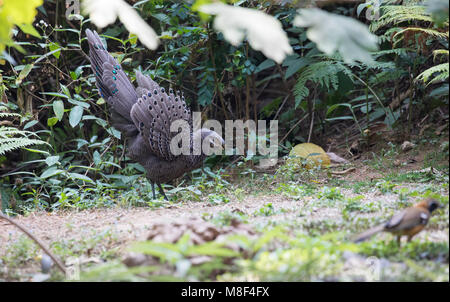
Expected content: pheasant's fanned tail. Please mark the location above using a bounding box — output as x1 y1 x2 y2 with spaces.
86 29 138 136
130 71 192 161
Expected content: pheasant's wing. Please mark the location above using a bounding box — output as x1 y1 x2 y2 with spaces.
130 71 192 161
386 208 428 231
86 29 138 137
385 210 406 229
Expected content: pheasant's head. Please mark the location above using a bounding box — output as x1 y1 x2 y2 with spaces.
199 129 224 155
414 198 442 213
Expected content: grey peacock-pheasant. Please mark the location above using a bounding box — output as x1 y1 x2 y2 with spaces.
86 29 224 200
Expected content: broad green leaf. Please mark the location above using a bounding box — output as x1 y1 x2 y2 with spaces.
69 105 84 127
359 103 372 114
70 71 78 80
60 83 71 98
45 155 60 167
68 172 93 183
48 42 61 59
18 23 41 38
255 59 275 73
68 98 90 108
53 100 65 121
24 120 38 129
47 116 59 127
128 33 138 45
285 57 310 79
107 127 121 139
93 150 101 165
40 167 64 179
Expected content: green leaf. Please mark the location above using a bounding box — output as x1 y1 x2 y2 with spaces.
40 92 69 99
60 83 71 98
285 57 310 79
360 103 372 114
18 23 41 38
15 64 34 85
69 105 84 128
23 148 50 155
40 167 64 179
47 117 59 127
93 150 101 165
70 71 77 80
48 42 61 59
45 155 60 167
24 120 38 129
255 59 276 73
67 172 93 183
326 103 352 117
384 110 400 127
53 100 64 121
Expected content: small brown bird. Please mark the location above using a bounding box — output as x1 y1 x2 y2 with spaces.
353 198 442 244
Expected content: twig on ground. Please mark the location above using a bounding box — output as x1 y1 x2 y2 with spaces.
0 211 67 275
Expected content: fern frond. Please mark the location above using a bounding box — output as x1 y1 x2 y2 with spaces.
393 27 449 45
293 58 357 107
371 48 410 58
433 49 449 60
0 126 49 155
294 68 312 108
0 138 48 156
369 69 406 85
0 112 21 119
370 5 433 32
0 127 40 139
416 63 449 85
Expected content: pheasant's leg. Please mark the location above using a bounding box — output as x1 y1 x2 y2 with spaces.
151 182 156 199
157 183 168 201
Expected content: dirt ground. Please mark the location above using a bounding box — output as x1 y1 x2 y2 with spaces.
1 186 448 253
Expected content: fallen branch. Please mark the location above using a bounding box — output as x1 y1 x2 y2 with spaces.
330 167 356 175
0 211 67 275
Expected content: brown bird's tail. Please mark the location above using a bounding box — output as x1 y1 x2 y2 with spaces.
353 224 385 243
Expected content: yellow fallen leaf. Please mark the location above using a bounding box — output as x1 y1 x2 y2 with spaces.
288 142 330 169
